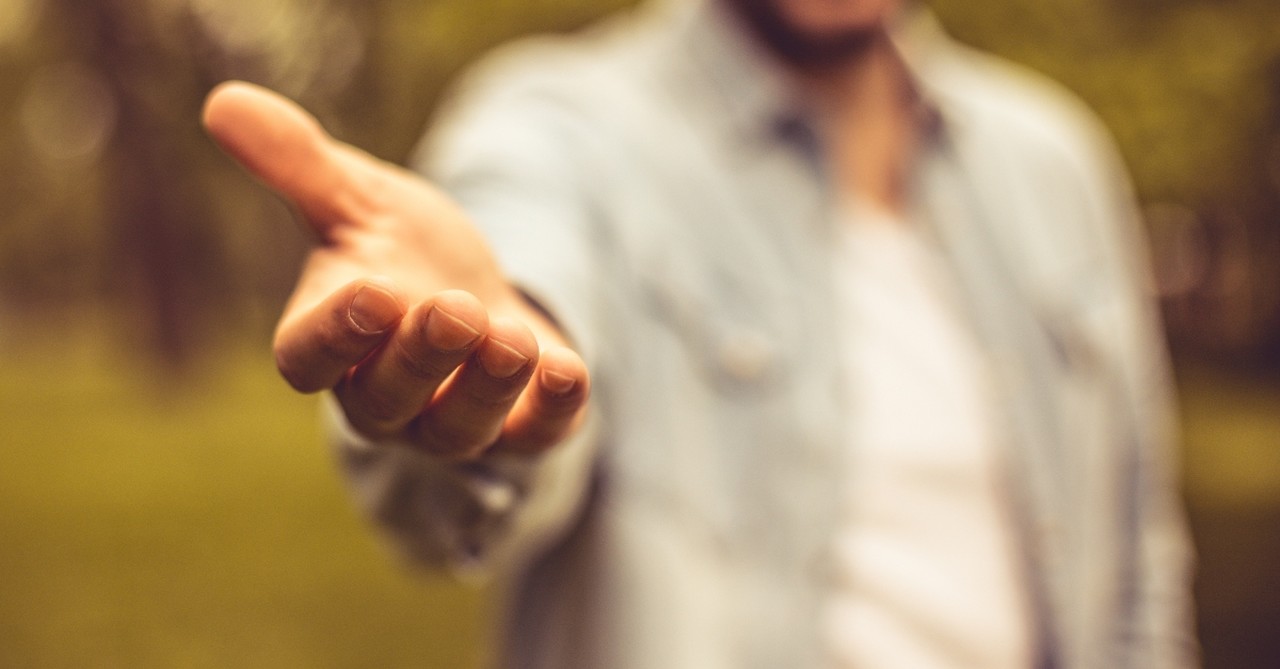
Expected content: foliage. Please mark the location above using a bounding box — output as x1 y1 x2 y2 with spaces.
1 0 1277 362
931 0 1280 206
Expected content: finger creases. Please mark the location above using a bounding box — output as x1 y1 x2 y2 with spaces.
494 346 591 455
409 318 541 459
337 292 488 437
274 278 405 394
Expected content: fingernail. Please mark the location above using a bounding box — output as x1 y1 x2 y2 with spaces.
426 306 481 352
349 285 402 334
479 340 530 379
541 369 577 396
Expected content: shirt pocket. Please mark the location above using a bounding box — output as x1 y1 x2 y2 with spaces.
634 242 795 396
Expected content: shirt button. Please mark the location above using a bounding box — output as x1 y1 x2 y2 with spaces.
469 478 516 514
717 331 774 382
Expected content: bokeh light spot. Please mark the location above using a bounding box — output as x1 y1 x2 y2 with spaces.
0 0 40 47
20 61 118 168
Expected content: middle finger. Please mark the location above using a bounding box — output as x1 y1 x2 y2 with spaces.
336 289 487 438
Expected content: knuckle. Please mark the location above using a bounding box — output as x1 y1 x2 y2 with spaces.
464 379 527 410
390 334 457 382
356 391 405 426
315 324 359 363
275 350 319 393
348 369 425 424
515 421 569 451
346 407 410 442
418 418 497 459
518 433 563 454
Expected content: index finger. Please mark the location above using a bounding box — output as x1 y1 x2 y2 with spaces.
274 276 407 393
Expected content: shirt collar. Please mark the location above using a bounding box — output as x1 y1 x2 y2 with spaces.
671 0 956 145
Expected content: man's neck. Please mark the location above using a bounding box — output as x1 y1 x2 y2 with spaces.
794 32 921 216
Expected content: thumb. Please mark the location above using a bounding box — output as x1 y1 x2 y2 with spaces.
202 80 365 234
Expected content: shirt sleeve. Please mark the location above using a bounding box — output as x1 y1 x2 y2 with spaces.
1078 120 1199 668
328 396 599 579
1027 60 1199 666
330 46 615 579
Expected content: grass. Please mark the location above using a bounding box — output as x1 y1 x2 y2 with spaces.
0 325 488 668
2 322 1278 667
1179 363 1280 510
1177 363 1280 669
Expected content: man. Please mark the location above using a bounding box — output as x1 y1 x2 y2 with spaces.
203 0 1197 666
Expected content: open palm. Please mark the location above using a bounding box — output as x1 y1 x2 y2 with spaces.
203 81 589 459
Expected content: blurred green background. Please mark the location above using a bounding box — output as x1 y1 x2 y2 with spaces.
2 0 1279 666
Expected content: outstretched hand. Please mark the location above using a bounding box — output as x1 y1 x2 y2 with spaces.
202 81 589 459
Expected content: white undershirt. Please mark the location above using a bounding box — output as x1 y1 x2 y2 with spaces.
822 204 1033 669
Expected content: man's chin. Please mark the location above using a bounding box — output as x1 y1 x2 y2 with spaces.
728 0 883 68
767 29 880 68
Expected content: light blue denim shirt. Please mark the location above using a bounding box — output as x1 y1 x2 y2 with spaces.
334 1 1197 667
